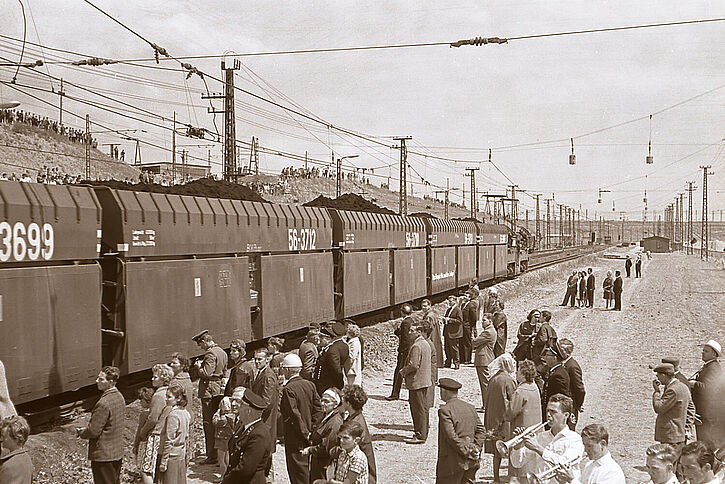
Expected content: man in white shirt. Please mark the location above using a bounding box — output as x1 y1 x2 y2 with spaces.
680 441 721 484
643 443 680 484
554 424 625 484
511 393 584 482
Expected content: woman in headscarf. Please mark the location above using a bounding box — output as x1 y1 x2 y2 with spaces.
303 387 345 481
137 364 174 484
483 353 517 483
504 359 542 480
602 270 614 309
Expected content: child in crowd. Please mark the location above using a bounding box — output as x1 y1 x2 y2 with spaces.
326 421 369 484
212 396 236 475
133 387 155 471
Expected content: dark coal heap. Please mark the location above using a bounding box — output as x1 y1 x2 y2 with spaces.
83 178 268 203
452 216 480 223
304 193 396 215
409 211 437 219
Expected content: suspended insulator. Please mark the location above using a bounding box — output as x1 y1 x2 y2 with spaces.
569 138 576 165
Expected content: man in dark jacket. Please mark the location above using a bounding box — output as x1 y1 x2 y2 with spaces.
193 330 228 464
459 292 478 364
688 340 723 447
559 338 585 430
223 390 272 484
540 344 571 420
613 271 623 311
436 377 485 484
492 310 508 358
388 305 416 400
422 299 444 369
586 268 595 307
442 295 464 370
250 347 280 475
314 321 350 395
625 255 633 277
280 353 322 484
561 271 578 307
76 366 126 484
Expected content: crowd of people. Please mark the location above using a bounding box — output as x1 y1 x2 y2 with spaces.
1 109 100 148
0 257 723 484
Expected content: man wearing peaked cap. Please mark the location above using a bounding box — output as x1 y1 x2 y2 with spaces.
689 339 723 447
662 356 697 442
314 321 349 395
540 343 571 420
223 389 272 484
280 352 322 484
192 329 228 465
652 362 691 450
436 376 485 483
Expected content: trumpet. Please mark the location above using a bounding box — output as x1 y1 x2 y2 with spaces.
495 421 548 457
527 455 584 484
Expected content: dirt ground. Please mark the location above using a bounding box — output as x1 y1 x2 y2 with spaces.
24 251 725 483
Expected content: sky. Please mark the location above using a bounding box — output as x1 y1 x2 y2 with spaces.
1 0 724 221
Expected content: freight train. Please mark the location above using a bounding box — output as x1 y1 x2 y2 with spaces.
0 181 537 406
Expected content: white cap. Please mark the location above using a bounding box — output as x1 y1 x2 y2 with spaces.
281 353 303 368
700 340 722 356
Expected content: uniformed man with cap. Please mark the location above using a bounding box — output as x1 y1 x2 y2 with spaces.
689 339 723 447
436 377 485 484
193 329 229 465
661 356 696 442
540 342 571 421
280 353 322 484
222 390 273 484
652 362 691 450
314 321 350 395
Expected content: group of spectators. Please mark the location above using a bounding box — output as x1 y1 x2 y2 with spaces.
1 109 99 148
0 165 84 185
279 165 377 187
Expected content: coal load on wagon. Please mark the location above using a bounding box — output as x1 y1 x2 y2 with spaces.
82 178 268 202
304 193 396 215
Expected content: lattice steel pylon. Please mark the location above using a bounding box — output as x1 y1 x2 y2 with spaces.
701 166 713 260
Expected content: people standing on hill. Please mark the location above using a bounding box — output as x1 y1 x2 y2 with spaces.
388 305 415 400
625 255 633 278
613 271 623 311
602 271 614 309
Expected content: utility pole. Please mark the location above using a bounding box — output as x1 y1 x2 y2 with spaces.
465 167 480 218
134 139 142 166
248 136 259 175
535 194 541 250
171 111 176 181
687 181 695 254
701 165 713 260
546 199 552 249
202 60 240 181
620 211 626 243
394 137 412 215
510 185 519 230
678 193 684 248
559 204 564 248
85 114 91 180
59 78 65 126
434 178 454 219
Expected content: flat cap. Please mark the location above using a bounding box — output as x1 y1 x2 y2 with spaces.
438 377 462 391
653 363 675 375
242 390 267 410
191 329 209 342
324 321 347 338
661 357 680 367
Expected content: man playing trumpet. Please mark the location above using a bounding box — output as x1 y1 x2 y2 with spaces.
510 394 584 483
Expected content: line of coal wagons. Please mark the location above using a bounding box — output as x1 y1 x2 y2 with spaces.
0 181 527 405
